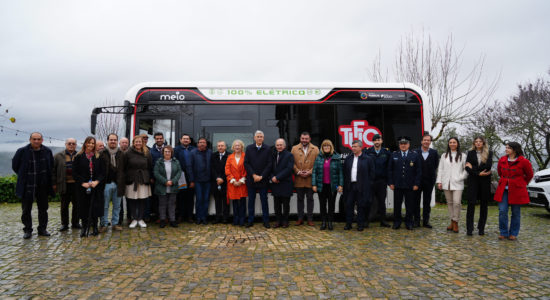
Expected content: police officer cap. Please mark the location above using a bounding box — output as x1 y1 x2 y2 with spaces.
372 134 382 141
397 136 411 144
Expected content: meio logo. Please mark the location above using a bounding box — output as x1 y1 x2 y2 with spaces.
338 120 381 149
159 91 186 101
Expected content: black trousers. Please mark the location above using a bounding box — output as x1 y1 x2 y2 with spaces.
212 185 229 221
176 188 195 221
21 185 49 233
371 179 388 222
413 181 434 225
296 187 314 221
345 183 367 226
128 198 146 221
78 188 102 228
466 177 491 233
394 188 414 228
274 196 290 225
60 182 79 227
319 184 336 222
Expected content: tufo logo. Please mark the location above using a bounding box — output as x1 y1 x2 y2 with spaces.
159 91 186 101
338 120 382 149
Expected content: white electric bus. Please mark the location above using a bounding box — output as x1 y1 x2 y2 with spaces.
91 82 430 219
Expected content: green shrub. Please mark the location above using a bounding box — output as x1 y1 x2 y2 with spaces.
0 175 60 203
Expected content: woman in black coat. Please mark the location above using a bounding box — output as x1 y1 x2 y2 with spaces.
464 136 493 236
73 136 105 237
270 138 294 228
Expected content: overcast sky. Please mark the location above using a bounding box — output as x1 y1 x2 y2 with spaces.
1 0 549 150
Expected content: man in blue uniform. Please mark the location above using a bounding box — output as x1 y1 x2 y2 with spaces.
412 134 439 228
388 136 422 230
364 134 391 227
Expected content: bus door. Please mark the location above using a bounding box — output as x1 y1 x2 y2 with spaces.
136 117 178 147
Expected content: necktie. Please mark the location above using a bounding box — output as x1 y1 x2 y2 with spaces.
277 153 280 165
402 152 406 158
220 153 223 161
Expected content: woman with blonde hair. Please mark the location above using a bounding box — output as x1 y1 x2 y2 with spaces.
73 136 105 237
119 135 152 229
436 137 468 233
465 136 493 236
225 139 248 226
312 139 343 231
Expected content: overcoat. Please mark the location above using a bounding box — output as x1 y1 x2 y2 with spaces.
494 155 533 205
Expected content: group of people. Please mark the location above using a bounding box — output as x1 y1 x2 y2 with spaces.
13 130 533 241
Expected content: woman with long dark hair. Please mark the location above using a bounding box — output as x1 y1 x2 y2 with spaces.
120 135 152 229
73 136 105 237
436 137 468 233
494 142 533 241
465 136 493 236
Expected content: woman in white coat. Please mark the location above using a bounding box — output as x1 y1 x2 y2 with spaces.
436 137 468 233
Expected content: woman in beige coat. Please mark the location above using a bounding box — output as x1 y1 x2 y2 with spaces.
436 137 468 233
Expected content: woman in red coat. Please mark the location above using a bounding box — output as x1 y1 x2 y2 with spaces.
225 139 248 226
494 142 533 241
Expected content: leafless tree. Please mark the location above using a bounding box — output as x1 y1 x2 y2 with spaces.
370 30 500 141
94 99 122 142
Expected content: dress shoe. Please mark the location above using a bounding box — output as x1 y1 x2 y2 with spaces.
508 235 517 241
187 218 194 223
413 221 420 228
263 222 271 229
170 221 178 228
195 220 201 225
98 226 108 233
38 230 51 237
295 219 304 226
364 223 369 229
23 232 32 239
406 225 413 230
307 221 314 226
212 219 220 224
91 226 99 236
392 224 401 230
327 222 334 231
59 225 69 232
245 222 253 228
479 230 485 236
447 221 453 231
80 228 87 238
498 235 507 240
202 220 209 225
423 223 433 229
357 226 364 231
466 231 473 236
159 220 166 228
72 224 82 229
344 224 352 230
113 225 123 231
380 221 391 228
320 221 327 230
282 223 289 228
272 223 281 229
452 220 459 233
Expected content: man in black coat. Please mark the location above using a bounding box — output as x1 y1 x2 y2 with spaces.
388 136 422 230
211 140 231 224
244 130 273 228
412 134 439 228
364 134 392 227
343 140 375 231
270 138 294 228
12 132 55 239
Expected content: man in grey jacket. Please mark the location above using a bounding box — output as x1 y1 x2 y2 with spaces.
53 138 80 231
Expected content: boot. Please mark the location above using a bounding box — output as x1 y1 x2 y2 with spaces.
327 221 334 231
452 220 459 233
320 219 327 230
447 221 454 231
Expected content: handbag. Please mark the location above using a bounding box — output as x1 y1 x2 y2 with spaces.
178 171 188 190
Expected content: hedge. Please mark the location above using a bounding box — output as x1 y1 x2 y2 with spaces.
0 175 60 203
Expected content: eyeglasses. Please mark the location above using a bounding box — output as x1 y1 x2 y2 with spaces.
67 143 76 145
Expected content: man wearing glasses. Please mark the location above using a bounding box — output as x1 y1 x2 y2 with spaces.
53 138 81 231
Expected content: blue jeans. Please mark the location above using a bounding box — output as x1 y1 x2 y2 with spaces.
247 187 269 223
102 182 121 226
498 190 521 237
195 182 210 222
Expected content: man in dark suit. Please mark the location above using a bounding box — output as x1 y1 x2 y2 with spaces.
211 140 231 224
388 136 422 230
343 140 375 231
364 134 392 227
270 138 294 228
413 134 439 228
244 130 273 228
174 134 196 223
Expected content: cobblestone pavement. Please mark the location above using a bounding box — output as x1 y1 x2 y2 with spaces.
1 202 550 299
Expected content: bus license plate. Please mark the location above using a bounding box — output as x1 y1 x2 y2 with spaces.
529 192 538 198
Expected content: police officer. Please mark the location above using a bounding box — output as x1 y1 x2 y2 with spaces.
388 136 422 230
364 134 391 227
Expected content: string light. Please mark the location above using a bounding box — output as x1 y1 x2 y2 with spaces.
0 125 65 142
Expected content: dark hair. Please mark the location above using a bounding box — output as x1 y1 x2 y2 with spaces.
421 133 433 142
180 133 190 139
29 132 43 139
77 136 97 156
198 137 208 143
300 131 310 137
154 132 164 138
445 137 462 162
506 142 524 157
107 133 118 140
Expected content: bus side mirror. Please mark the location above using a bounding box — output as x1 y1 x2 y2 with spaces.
91 108 99 135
